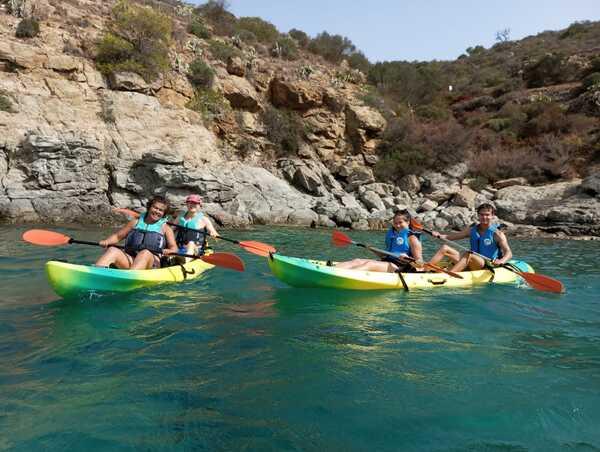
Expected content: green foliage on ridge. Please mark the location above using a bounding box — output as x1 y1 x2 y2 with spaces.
95 0 172 81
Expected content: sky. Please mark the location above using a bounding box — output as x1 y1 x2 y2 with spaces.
191 0 600 62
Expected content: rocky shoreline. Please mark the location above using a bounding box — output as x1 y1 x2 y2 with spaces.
2 132 600 240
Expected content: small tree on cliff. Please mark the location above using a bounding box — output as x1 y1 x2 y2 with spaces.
95 0 172 82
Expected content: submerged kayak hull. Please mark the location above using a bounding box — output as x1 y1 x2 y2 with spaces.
46 259 214 298
267 254 534 290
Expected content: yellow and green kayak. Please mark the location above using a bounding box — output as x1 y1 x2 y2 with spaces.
46 258 214 298
267 254 534 291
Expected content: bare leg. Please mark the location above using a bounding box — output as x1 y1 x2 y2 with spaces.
335 258 372 269
131 250 160 270
450 252 486 272
428 244 461 266
336 259 397 272
95 247 133 269
184 243 198 262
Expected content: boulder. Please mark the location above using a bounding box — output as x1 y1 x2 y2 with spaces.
288 209 319 226
452 185 478 209
270 78 323 111
581 173 600 197
220 76 260 112
345 104 386 153
46 55 80 72
226 56 245 77
493 177 528 189
360 190 385 211
398 174 421 194
108 72 149 92
0 40 48 69
292 166 322 195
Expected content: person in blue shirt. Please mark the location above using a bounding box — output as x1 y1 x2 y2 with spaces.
174 194 218 260
96 195 178 269
428 203 512 272
336 210 424 272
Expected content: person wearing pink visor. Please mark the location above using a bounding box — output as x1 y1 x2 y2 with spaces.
174 194 219 259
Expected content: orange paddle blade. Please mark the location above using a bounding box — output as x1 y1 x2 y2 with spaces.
201 252 245 272
517 271 564 294
22 229 71 246
331 230 353 247
113 208 140 219
410 218 424 231
238 241 276 257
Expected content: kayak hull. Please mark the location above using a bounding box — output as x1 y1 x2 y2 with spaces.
46 259 213 298
267 254 534 291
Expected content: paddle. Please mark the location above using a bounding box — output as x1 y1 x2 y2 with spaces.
409 218 564 293
114 208 276 257
22 229 245 272
331 230 464 279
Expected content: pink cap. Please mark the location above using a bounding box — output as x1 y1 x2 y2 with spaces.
185 194 203 204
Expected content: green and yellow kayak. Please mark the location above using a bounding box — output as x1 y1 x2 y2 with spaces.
267 254 534 291
46 258 214 298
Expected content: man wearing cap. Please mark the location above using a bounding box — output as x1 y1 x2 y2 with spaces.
174 194 219 259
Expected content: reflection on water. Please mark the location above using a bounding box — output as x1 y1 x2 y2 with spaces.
1 225 600 450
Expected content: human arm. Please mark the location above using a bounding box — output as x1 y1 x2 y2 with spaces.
431 227 470 241
408 235 424 269
162 225 179 255
99 219 136 247
492 230 512 266
202 216 219 238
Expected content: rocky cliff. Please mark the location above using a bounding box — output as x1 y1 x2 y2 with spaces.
1 0 599 238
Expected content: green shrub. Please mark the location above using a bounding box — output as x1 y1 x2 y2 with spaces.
98 94 116 124
96 33 135 68
187 58 214 88
188 19 210 39
486 117 512 132
236 16 278 44
15 17 40 38
194 0 236 36
586 57 600 75
236 29 257 44
468 176 489 192
374 142 432 182
466 45 485 56
581 72 600 91
346 51 370 74
0 90 15 113
289 28 309 48
308 31 356 64
208 39 240 62
95 1 172 82
272 36 298 60
186 88 230 121
415 103 450 121
361 87 387 113
262 106 303 155
559 21 589 40
520 102 570 137
523 53 565 88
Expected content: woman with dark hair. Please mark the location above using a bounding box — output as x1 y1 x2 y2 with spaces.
96 195 178 270
335 210 424 272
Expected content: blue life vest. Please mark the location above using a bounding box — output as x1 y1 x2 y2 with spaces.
470 223 502 259
175 212 207 252
124 214 167 255
384 227 419 258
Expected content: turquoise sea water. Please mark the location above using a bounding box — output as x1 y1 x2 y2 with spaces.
1 224 599 451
